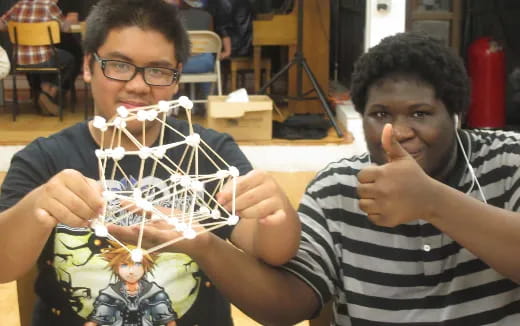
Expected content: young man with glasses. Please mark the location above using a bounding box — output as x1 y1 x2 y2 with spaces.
0 0 300 325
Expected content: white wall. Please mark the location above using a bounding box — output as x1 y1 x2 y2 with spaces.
364 0 407 51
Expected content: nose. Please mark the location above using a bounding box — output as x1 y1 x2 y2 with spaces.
124 69 149 94
392 117 415 141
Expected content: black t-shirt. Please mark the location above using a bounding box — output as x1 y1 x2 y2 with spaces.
0 118 252 326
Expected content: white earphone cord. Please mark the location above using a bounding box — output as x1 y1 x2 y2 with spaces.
455 129 487 204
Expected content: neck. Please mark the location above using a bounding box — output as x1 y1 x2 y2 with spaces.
433 134 459 182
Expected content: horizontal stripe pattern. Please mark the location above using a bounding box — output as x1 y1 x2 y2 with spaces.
284 129 520 325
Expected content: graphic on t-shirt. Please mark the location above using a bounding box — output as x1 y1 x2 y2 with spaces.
50 100 242 323
53 176 202 322
84 241 177 326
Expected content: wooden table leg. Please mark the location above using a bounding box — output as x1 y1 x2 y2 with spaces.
253 46 261 92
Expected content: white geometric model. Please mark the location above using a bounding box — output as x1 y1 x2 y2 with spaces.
90 96 239 262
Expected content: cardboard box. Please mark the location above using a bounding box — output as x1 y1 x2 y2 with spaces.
206 95 273 141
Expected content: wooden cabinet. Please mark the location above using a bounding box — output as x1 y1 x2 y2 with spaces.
406 0 463 53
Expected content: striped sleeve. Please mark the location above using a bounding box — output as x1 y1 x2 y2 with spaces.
285 192 339 306
497 132 520 212
283 156 368 308
468 130 520 212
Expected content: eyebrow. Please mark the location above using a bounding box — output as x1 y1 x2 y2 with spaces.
102 51 176 68
367 104 387 110
409 103 435 109
368 102 434 109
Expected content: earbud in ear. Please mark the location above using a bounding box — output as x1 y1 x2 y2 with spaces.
454 115 459 129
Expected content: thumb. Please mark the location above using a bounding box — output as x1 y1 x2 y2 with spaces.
86 177 103 193
381 123 409 162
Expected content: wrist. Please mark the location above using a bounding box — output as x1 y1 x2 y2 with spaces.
424 180 450 225
189 232 217 262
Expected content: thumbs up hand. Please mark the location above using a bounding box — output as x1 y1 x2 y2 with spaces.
356 124 438 227
381 122 411 162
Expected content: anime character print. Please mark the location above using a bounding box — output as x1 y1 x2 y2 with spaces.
84 241 177 326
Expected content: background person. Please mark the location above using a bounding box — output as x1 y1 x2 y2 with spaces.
0 0 76 116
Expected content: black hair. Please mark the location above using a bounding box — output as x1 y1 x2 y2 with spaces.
350 32 470 116
83 0 190 65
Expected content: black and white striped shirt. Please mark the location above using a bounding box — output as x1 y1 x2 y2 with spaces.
284 129 520 325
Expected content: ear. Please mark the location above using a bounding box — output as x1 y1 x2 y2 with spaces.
83 54 92 83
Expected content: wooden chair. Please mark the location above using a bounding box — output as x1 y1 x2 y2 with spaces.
228 56 271 93
180 30 222 103
7 20 65 121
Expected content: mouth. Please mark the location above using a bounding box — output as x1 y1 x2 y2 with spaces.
400 144 422 157
119 100 148 109
407 150 423 160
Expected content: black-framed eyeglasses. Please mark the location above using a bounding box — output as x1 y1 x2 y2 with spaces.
93 52 180 86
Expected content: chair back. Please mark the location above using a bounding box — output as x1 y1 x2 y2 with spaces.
6 20 65 121
180 30 223 101
79 21 87 38
7 20 61 46
189 30 221 56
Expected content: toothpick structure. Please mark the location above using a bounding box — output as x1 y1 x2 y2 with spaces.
91 96 239 262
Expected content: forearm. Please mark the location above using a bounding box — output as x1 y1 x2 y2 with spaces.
428 181 520 282
191 235 318 325
0 188 56 283
220 36 231 59
254 209 301 266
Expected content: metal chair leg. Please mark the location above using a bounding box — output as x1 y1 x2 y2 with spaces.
12 73 18 121
0 79 4 107
58 73 63 121
70 81 77 113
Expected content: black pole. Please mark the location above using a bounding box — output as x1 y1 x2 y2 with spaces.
259 0 344 138
296 0 303 98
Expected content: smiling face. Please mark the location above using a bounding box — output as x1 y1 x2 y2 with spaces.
84 26 181 146
363 76 458 180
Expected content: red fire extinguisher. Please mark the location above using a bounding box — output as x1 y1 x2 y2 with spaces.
467 37 506 128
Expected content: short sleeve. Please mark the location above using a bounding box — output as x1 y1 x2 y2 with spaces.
282 178 342 312
0 139 56 213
